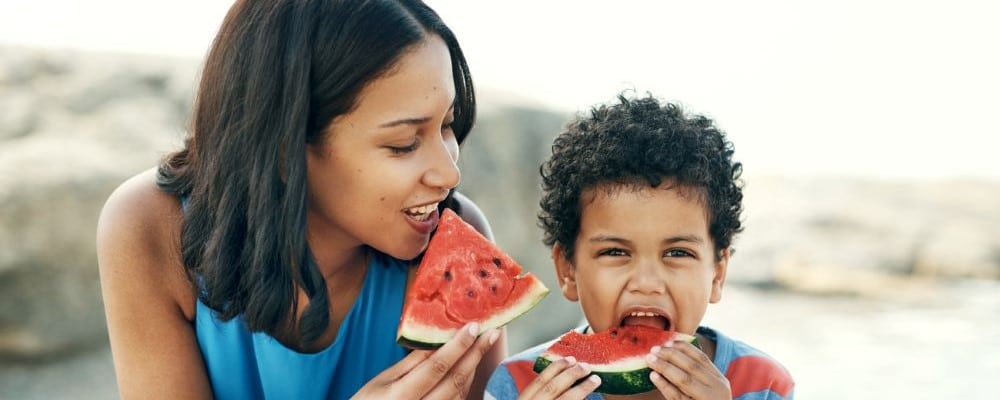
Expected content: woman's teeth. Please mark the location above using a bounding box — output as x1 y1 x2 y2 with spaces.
404 203 437 221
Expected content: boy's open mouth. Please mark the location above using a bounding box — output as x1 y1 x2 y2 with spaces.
618 308 672 331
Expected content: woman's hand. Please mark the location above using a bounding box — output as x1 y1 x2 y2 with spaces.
646 340 731 400
353 323 500 399
517 356 600 400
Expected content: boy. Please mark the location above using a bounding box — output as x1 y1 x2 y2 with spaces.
486 95 794 399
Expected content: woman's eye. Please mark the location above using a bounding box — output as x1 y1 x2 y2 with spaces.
598 248 628 257
387 140 419 154
664 249 693 258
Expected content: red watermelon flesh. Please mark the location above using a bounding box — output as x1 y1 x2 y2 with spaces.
533 326 698 395
397 209 549 349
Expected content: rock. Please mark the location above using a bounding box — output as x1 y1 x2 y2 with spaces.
0 46 190 360
458 105 581 352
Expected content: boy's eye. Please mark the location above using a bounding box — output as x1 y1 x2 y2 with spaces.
664 249 693 258
387 140 419 154
598 248 628 257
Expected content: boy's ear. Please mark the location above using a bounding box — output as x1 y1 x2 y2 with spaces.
710 247 730 304
552 244 579 302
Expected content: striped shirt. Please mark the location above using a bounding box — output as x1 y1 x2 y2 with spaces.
486 326 794 399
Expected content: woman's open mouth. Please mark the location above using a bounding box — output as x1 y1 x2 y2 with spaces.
403 202 440 234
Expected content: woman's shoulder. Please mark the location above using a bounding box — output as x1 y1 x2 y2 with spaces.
97 167 197 320
452 191 494 241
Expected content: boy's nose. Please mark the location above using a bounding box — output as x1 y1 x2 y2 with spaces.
627 259 666 295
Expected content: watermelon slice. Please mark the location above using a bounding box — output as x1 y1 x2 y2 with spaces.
533 326 699 395
397 209 549 349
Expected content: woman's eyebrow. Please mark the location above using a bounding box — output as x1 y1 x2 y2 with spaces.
378 103 456 128
379 116 431 128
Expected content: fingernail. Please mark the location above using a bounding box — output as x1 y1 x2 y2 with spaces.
565 356 576 365
589 375 601 384
650 345 661 354
488 329 500 345
650 371 661 381
663 340 674 348
646 354 657 363
578 362 591 373
468 323 479 335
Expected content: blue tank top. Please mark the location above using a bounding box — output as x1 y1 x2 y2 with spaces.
195 250 411 399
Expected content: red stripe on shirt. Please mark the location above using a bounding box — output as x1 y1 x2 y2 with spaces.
726 355 794 398
506 360 539 392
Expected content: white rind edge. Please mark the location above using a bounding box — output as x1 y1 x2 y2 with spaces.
398 277 550 344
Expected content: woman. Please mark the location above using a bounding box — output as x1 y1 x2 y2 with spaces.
97 0 504 398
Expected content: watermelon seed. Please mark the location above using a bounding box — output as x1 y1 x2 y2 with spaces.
490 285 498 294
478 269 488 278
492 257 502 268
466 289 476 298
630 336 638 345
610 329 617 336
444 271 452 281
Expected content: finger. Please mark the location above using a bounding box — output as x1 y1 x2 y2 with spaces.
520 356 578 399
541 361 593 398
423 327 500 400
650 371 688 400
382 350 432 381
648 349 711 399
556 374 601 400
670 340 715 369
651 345 714 387
399 322 481 396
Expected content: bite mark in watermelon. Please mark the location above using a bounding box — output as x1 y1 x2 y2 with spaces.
397 209 549 349
533 326 699 395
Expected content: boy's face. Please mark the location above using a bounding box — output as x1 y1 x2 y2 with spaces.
553 182 729 335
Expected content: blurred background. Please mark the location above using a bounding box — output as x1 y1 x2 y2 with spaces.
1 0 999 399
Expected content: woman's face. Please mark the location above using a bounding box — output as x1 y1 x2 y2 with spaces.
306 35 460 260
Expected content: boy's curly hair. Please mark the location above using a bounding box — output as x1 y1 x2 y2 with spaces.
538 94 744 261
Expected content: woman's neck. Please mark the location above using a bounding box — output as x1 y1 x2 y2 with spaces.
306 213 368 280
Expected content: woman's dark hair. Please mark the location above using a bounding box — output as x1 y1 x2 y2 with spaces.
538 94 743 262
156 0 475 347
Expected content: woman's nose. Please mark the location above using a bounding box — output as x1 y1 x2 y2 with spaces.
422 132 460 190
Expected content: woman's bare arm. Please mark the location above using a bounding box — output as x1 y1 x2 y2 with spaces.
97 169 213 399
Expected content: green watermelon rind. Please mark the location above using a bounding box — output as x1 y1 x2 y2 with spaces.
396 277 549 349
531 334 699 395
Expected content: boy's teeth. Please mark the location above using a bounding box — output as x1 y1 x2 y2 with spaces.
629 311 656 317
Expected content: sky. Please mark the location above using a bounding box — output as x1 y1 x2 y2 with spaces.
1 0 998 180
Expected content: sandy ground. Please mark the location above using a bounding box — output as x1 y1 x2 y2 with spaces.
0 344 117 400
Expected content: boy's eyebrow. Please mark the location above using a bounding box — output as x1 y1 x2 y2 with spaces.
588 235 705 245
588 235 633 245
663 235 705 245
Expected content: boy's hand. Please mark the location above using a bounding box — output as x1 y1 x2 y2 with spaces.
519 356 601 400
646 341 731 400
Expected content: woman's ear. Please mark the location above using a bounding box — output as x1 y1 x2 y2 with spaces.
553 244 579 302
710 247 730 304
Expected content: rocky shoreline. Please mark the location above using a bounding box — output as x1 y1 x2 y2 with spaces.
2 46 998 398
